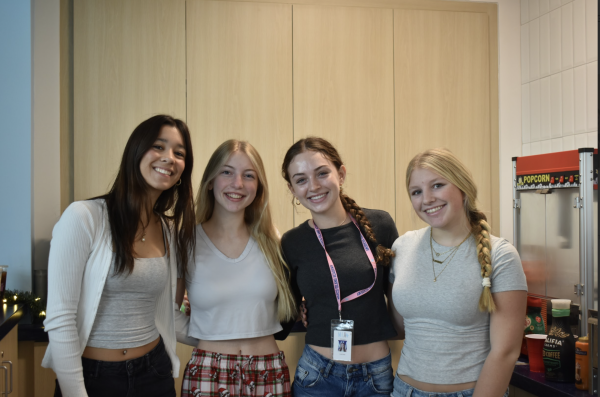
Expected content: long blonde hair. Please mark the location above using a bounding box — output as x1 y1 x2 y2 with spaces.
405 148 495 313
196 140 296 322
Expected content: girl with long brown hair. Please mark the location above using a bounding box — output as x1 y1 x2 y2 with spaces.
388 148 526 397
281 137 399 397
43 115 198 397
179 140 296 397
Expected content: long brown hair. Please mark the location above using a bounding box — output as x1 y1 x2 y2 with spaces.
281 137 394 266
406 148 495 312
196 140 296 322
97 115 196 277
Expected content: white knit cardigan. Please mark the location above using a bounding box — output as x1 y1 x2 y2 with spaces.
41 199 198 397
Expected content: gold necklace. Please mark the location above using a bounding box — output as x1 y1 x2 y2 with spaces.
430 232 470 282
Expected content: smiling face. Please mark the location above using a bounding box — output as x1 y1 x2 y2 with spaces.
408 167 468 233
139 125 186 199
210 151 258 215
287 150 346 217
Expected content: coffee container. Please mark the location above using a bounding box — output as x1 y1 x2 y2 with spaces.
543 299 576 382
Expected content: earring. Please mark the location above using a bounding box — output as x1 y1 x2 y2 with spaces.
175 179 182 186
295 197 301 206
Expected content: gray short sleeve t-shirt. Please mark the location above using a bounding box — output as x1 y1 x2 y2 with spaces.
390 227 527 384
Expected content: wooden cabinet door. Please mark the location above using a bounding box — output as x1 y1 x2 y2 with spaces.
74 0 187 201
293 4 396 225
394 8 497 235
0 325 18 397
186 0 294 232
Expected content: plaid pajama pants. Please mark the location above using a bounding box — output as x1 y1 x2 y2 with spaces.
181 349 292 397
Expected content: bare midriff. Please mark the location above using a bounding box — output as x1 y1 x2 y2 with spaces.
398 375 476 393
82 336 160 362
309 340 389 364
197 335 280 356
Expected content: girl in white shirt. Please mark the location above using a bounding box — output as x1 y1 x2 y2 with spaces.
43 115 198 397
179 140 297 397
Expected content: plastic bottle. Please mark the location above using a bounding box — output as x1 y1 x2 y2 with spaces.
575 336 589 390
543 299 575 382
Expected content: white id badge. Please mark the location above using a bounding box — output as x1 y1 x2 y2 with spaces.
331 319 354 361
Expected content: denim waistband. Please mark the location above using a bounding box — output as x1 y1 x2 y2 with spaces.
299 345 392 380
392 374 475 397
82 336 168 377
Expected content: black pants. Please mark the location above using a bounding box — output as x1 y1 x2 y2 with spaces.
54 337 176 397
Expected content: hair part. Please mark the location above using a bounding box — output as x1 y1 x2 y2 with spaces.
97 114 196 278
196 140 296 322
282 137 394 266
405 148 495 312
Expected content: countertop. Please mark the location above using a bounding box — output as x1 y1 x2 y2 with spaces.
511 357 593 397
0 303 23 341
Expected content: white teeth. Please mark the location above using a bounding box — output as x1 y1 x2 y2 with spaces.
425 205 443 214
226 193 242 199
309 193 326 201
154 168 172 176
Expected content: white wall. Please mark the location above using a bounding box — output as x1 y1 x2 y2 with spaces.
521 0 598 156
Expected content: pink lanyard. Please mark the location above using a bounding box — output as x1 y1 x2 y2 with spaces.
313 215 377 320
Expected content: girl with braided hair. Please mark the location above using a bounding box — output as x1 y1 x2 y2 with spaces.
388 148 527 397
280 137 399 396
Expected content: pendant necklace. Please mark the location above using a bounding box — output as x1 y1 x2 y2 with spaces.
430 231 470 282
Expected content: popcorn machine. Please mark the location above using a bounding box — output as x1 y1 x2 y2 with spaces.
512 148 597 331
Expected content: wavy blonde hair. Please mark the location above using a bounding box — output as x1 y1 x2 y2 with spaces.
405 148 495 313
196 140 297 322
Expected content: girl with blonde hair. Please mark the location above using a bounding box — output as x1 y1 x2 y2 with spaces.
388 148 527 397
179 140 296 397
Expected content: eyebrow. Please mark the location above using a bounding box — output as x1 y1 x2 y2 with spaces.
222 164 256 173
292 165 328 179
156 138 185 149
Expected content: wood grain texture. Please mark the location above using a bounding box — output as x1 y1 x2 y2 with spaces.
292 4 395 225
18 341 34 397
0 326 19 397
33 342 56 397
186 0 294 232
394 9 494 235
74 0 186 200
195 0 496 14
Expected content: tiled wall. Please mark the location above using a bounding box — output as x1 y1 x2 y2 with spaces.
521 0 598 155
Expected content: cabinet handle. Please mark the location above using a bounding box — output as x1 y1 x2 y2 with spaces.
1 361 11 395
0 365 6 396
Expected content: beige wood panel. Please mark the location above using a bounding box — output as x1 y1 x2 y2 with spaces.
74 0 186 200
18 341 56 397
60 0 74 212
0 325 19 397
186 0 293 232
394 9 494 235
34 342 56 397
200 0 496 14
18 341 34 397
175 342 195 397
293 4 395 225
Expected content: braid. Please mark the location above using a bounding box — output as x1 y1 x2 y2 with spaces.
339 192 394 266
470 212 496 313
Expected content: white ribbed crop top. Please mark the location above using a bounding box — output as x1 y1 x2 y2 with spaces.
186 225 282 340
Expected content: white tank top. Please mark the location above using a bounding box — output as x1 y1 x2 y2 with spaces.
186 225 282 340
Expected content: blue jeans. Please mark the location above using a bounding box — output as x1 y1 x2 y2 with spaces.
54 337 176 397
292 345 394 397
391 373 509 397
